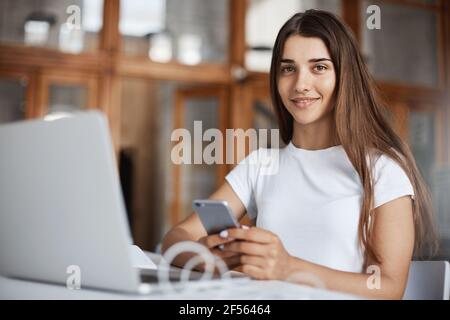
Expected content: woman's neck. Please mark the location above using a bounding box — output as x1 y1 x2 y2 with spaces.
291 116 339 150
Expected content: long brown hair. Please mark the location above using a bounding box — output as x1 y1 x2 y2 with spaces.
270 10 438 265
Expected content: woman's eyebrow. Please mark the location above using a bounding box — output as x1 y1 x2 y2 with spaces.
309 58 332 63
280 58 332 63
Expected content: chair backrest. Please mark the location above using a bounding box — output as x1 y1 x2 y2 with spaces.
403 260 450 300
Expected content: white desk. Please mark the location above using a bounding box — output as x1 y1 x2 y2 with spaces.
0 275 364 300
0 250 364 300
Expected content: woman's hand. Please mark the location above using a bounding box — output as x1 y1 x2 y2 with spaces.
197 233 242 271
221 227 294 280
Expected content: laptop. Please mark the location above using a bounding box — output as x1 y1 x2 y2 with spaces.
0 111 208 294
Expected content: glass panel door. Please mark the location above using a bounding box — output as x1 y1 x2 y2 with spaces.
48 84 87 114
407 104 450 258
120 0 229 65
360 0 440 87
39 72 98 117
0 0 104 53
172 87 228 225
0 77 27 123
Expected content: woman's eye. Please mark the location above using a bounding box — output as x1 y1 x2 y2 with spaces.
281 65 295 74
314 65 328 72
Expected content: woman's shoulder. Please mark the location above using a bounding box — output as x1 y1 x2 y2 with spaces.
368 147 405 166
367 148 411 185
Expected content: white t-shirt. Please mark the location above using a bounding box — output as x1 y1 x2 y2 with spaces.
225 142 415 273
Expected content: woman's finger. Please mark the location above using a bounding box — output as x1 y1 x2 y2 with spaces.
221 254 242 270
241 264 266 280
193 254 242 273
239 254 266 268
225 227 276 244
210 247 240 259
222 241 268 256
199 234 235 249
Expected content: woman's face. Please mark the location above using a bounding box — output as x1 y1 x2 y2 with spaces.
277 35 336 127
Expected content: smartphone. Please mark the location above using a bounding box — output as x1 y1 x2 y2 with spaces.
192 199 240 235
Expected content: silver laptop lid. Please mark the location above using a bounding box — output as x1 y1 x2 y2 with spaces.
0 111 141 293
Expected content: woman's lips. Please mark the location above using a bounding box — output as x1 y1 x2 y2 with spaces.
290 98 319 109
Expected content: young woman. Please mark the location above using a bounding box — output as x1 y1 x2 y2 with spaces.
162 10 438 299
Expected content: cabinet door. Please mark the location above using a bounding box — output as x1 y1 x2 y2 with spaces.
407 102 450 259
0 0 104 53
360 0 442 88
386 99 450 258
0 67 41 122
119 0 229 65
37 70 99 117
171 86 228 226
0 71 30 123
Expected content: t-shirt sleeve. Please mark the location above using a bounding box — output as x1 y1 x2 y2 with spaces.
225 150 260 220
373 153 415 209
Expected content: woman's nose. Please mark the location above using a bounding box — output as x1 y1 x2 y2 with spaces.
294 71 312 93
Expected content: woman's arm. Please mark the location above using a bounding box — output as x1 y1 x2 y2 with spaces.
161 181 247 269
222 195 415 299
